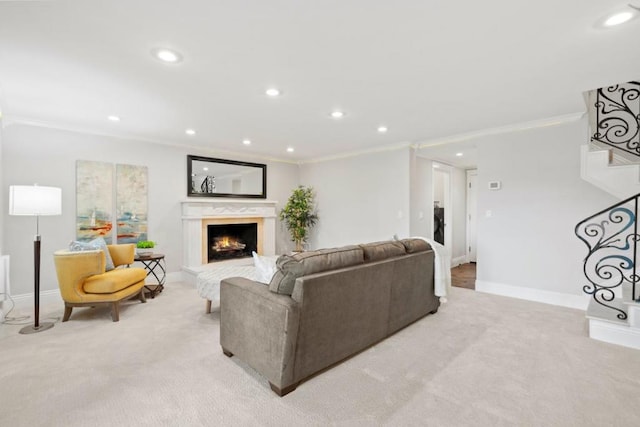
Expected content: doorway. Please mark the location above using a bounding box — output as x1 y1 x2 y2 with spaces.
452 168 478 290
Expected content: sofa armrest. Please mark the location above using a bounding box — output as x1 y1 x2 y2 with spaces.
220 277 300 390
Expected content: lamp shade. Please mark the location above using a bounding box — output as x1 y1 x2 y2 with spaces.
9 185 62 216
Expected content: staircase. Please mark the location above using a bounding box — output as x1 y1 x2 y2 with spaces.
578 80 640 349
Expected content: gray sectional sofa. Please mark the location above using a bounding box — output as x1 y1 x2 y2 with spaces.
219 238 439 396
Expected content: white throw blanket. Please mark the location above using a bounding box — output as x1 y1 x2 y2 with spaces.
413 236 451 299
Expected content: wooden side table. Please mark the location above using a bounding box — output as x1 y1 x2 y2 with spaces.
134 253 166 298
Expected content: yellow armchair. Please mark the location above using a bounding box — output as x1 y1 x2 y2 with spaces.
54 244 147 322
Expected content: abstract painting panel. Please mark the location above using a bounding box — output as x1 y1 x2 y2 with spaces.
116 164 148 244
76 160 114 243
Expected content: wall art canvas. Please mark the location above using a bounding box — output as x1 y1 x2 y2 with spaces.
76 160 114 243
116 164 148 244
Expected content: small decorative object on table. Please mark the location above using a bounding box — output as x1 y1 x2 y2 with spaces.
136 240 155 256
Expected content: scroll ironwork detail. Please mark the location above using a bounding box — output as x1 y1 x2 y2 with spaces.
591 81 640 158
575 194 640 320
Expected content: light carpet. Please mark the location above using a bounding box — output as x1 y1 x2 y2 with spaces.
1 283 639 426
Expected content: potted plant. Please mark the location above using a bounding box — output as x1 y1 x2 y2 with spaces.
136 240 155 256
279 186 318 252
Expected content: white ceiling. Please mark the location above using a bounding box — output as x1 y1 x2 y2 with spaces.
1 1 639 166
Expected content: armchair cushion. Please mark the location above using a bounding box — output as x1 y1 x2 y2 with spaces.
83 268 147 294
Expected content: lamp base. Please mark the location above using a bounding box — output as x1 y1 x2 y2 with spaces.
19 322 54 335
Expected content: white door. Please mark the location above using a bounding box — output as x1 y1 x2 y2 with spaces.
466 170 478 262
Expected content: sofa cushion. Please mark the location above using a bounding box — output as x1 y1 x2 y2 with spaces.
83 268 146 294
293 245 364 275
359 241 406 262
269 245 364 295
400 238 431 253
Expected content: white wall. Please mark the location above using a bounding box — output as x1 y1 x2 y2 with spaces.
475 117 618 297
1 123 299 296
299 148 411 249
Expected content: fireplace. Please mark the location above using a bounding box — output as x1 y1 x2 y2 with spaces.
207 223 257 262
181 200 276 274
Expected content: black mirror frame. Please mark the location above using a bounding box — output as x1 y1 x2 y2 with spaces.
187 155 267 199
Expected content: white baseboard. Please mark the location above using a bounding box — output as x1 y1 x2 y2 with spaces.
589 319 640 350
476 280 590 310
4 270 184 313
5 288 62 310
165 271 183 284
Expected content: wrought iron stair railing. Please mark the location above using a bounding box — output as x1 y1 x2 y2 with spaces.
590 81 640 159
575 192 640 320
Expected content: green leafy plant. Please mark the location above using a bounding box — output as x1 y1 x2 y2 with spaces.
136 240 155 249
279 186 318 252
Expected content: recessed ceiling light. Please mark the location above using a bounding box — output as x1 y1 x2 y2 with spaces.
243 139 252 145
107 115 120 122
433 164 440 168
203 167 209 171
604 11 634 26
331 110 345 119
265 88 281 97
456 152 463 157
286 147 294 153
185 129 196 136
377 126 388 133
152 48 183 64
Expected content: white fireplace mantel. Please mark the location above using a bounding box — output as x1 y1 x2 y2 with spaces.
181 199 278 273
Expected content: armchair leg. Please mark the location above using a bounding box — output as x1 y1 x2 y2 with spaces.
206 300 212 314
111 302 120 322
63 305 73 322
138 289 147 303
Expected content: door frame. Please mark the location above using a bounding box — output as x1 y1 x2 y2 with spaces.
466 169 478 263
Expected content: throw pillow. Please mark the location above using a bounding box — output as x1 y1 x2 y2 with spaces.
252 251 277 284
400 238 431 253
69 237 115 271
268 255 304 295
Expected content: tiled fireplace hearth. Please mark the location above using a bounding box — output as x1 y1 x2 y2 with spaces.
181 199 277 279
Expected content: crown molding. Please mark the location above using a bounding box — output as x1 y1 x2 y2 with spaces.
416 112 585 149
3 111 586 166
297 142 415 165
1 115 299 165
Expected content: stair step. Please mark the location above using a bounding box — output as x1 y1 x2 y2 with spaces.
622 285 640 306
589 141 640 166
585 298 628 325
580 145 640 199
586 298 640 350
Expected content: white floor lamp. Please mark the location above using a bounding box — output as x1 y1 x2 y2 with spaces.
9 185 62 334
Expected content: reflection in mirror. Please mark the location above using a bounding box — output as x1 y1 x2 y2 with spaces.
187 155 267 198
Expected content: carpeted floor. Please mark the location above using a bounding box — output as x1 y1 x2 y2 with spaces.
1 282 639 426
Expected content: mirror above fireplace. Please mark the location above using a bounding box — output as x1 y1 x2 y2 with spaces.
187 155 267 199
